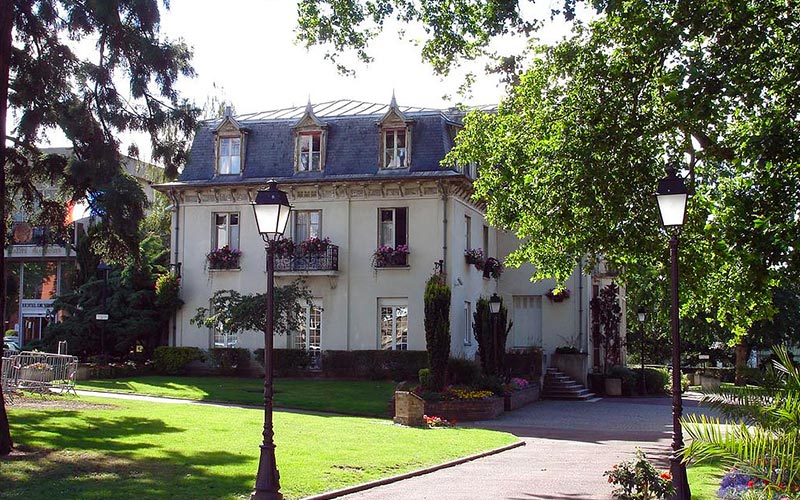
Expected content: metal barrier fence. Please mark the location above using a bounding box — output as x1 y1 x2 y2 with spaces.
1 351 78 396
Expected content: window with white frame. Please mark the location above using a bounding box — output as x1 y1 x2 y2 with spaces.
464 215 472 251
464 301 472 345
295 300 322 356
294 210 321 243
213 212 240 250
217 136 241 175
382 128 408 168
297 132 322 171
379 299 408 350
378 207 407 247
212 301 238 348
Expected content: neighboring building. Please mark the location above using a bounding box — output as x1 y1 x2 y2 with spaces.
2 148 163 345
155 98 623 366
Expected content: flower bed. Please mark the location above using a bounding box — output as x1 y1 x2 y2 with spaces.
504 383 540 411
424 396 504 421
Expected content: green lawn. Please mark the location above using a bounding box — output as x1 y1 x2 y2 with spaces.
77 376 397 417
3 395 519 500
688 460 725 499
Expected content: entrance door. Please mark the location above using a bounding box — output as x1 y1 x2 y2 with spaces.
21 314 50 345
295 299 322 369
511 296 542 348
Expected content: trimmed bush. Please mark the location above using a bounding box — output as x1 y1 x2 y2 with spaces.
642 366 670 394
448 357 481 386
418 368 432 386
424 273 451 391
254 348 313 377
505 349 543 379
608 365 637 396
208 347 251 375
152 346 203 375
321 350 428 380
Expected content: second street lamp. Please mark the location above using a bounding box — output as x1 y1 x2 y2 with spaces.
637 307 647 396
489 293 501 376
655 164 691 500
250 180 292 500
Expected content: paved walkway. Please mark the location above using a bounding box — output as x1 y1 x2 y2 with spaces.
329 395 719 500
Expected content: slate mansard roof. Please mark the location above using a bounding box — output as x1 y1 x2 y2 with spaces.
174 99 489 186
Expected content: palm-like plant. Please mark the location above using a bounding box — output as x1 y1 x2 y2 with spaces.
682 346 800 496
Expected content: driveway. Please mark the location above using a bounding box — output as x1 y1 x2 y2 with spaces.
328 395 719 500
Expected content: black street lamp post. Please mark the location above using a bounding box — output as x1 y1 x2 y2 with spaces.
655 164 691 500
97 262 111 363
489 293 501 375
637 307 647 395
251 180 292 500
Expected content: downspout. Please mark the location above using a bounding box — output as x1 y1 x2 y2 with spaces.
440 182 447 274
578 257 584 352
169 188 180 347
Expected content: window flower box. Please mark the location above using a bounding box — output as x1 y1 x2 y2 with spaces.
207 246 241 270
273 239 295 258
546 287 571 302
482 257 503 279
464 248 485 270
373 244 409 267
299 236 330 256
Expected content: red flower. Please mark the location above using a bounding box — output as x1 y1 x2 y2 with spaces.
747 480 755 488
660 472 672 480
608 477 613 483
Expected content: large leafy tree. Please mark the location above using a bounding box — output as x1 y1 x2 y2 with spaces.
297 0 800 372
0 0 198 456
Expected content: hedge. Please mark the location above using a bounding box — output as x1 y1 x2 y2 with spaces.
253 348 313 377
208 347 251 375
152 346 204 375
321 350 428 380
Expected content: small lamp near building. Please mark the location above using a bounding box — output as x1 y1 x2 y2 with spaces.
489 293 502 375
654 163 691 500
250 180 292 500
637 306 647 395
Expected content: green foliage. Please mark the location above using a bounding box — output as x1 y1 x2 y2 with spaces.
151 347 203 375
473 296 511 377
683 346 800 496
207 348 251 376
424 273 451 391
591 283 623 372
604 449 675 500
447 357 481 386
4 330 14 337
418 368 432 387
154 272 182 312
320 350 428 380
253 348 314 377
191 280 312 337
642 367 670 395
608 365 637 397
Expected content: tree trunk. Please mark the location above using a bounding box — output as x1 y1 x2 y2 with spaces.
0 0 15 456
734 341 750 387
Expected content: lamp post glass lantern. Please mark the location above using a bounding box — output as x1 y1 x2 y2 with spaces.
250 180 291 500
655 165 691 500
637 307 647 396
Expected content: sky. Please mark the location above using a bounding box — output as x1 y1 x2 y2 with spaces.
159 0 576 114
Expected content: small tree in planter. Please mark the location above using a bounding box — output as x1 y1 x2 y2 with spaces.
473 296 512 377
424 273 451 391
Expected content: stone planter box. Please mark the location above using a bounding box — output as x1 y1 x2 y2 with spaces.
504 383 540 411
393 391 426 427
425 397 504 421
605 377 623 396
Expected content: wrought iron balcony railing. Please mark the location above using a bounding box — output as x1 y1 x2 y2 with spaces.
275 244 338 272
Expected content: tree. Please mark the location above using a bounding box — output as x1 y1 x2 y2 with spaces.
424 273 451 391
190 281 313 340
473 296 511 377
591 283 622 372
683 346 800 497
0 0 198 456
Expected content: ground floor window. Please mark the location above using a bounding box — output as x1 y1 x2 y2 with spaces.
379 299 408 350
295 300 322 368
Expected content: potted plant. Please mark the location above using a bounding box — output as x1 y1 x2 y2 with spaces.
482 257 503 279
20 361 53 383
545 287 571 303
273 238 295 258
373 244 410 267
464 248 485 270
206 246 242 270
300 236 330 256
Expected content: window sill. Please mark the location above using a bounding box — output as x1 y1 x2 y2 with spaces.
208 267 241 272
374 265 410 270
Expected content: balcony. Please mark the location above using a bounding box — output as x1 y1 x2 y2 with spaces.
275 244 339 274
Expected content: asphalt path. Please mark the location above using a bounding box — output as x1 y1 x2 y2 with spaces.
326 395 719 500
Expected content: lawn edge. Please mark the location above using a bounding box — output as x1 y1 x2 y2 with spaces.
299 440 526 500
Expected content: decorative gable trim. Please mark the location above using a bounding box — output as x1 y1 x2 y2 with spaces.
378 94 413 169
213 107 247 176
293 101 328 173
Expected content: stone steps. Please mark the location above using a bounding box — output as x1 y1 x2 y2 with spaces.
542 367 597 401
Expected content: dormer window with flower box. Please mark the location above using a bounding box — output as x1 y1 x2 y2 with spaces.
294 102 327 173
213 107 247 176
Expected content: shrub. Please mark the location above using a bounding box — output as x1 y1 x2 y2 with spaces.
321 350 428 380
208 347 251 375
152 346 203 375
5 329 16 337
604 449 675 499
476 374 504 396
608 365 638 396
642 367 670 394
418 368 432 386
424 273 451 391
448 357 481 386
473 296 510 377
506 348 543 379
254 348 313 377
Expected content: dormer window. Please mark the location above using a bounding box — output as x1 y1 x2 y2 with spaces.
213 107 247 176
293 101 327 173
218 136 241 175
298 132 322 172
378 94 412 170
383 129 407 168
